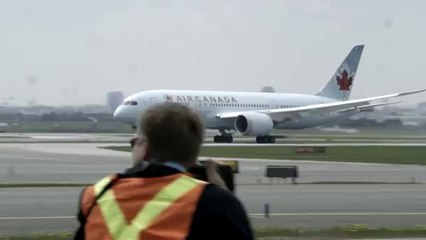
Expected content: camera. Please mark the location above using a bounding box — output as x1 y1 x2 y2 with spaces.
188 160 238 192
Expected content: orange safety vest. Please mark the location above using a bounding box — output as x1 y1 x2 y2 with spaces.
80 173 207 240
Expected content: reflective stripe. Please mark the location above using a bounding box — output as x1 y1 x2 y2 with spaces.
94 176 112 195
93 174 204 240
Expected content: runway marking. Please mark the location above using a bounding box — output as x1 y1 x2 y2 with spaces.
0 155 59 161
3 212 426 221
54 171 116 174
0 216 74 220
241 167 261 171
200 156 426 167
204 143 426 147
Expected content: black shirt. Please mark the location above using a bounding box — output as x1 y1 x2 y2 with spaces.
74 163 254 240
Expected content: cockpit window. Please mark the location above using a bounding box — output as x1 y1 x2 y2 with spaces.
122 101 138 106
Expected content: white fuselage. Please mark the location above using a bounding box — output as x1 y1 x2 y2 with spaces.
114 90 357 131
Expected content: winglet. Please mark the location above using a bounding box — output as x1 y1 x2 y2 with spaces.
398 89 426 97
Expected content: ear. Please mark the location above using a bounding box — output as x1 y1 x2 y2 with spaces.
142 140 151 161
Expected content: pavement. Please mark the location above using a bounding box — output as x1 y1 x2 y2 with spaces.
1 136 426 235
1 184 426 234
2 132 426 146
2 143 426 184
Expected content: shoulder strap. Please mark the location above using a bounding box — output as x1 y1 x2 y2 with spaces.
80 173 122 222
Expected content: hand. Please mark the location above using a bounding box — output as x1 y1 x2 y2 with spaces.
205 159 228 191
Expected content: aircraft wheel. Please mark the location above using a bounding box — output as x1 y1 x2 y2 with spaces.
256 136 275 143
256 136 265 143
214 135 233 143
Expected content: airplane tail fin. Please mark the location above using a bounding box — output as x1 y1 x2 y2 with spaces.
316 45 364 101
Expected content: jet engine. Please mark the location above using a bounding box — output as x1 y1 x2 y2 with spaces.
234 112 273 136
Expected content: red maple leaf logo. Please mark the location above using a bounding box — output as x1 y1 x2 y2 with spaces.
336 70 353 91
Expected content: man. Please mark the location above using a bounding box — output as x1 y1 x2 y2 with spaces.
74 102 254 240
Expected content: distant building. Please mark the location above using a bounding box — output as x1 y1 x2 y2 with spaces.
261 86 275 93
106 91 124 112
0 122 8 132
418 102 426 113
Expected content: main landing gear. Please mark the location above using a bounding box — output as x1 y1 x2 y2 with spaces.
256 135 276 144
212 131 276 144
213 130 234 143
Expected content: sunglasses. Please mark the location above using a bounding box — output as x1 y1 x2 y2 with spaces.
130 137 145 148
130 137 138 148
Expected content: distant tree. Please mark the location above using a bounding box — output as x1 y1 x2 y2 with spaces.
383 119 403 128
41 112 58 121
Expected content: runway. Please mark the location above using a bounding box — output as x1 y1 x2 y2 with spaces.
2 132 426 146
1 141 426 234
1 185 426 234
2 143 426 184
204 143 426 146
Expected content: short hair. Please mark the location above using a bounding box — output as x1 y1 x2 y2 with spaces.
138 102 204 163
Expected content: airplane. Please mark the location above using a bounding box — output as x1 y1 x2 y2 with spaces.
113 45 425 143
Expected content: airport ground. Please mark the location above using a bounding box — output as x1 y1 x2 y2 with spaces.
1 133 426 238
2 120 426 136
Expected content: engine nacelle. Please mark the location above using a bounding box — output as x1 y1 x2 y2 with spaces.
234 112 273 136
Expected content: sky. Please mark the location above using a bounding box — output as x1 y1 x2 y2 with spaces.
0 0 425 106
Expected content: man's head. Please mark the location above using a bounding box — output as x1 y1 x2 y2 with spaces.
131 102 204 168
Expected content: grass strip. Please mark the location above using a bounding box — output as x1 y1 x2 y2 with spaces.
102 145 426 165
3 225 426 239
0 233 72 240
0 183 89 188
255 224 426 238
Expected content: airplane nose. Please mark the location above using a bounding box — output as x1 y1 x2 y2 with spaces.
113 106 135 124
113 106 123 119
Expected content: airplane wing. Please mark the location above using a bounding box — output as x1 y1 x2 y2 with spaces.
336 101 401 113
216 89 426 121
